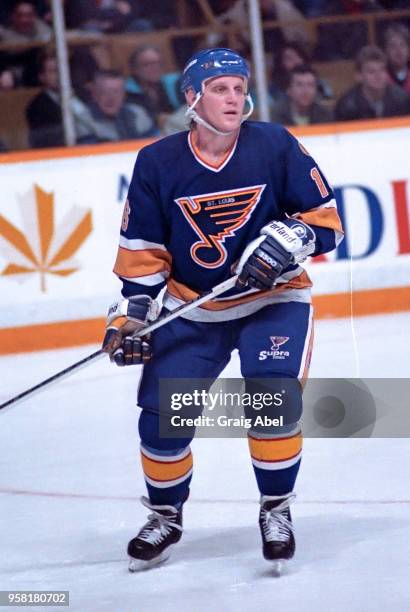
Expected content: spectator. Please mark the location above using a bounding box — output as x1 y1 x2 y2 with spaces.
383 23 410 94
69 46 100 103
271 65 334 125
0 1 51 43
272 41 310 94
126 45 182 130
25 52 64 148
271 42 333 103
335 45 410 120
0 1 51 86
73 69 157 144
64 0 151 34
0 1 50 26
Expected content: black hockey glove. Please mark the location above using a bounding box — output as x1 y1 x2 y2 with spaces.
235 219 316 291
102 295 158 366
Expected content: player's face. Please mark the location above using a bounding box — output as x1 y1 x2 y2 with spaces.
199 76 247 133
360 61 388 94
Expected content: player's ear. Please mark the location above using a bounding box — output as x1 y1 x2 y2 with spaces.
185 88 196 106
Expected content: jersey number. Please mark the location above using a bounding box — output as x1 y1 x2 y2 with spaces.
121 199 131 231
310 167 329 198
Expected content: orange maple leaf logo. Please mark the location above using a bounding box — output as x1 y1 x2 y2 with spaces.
0 184 92 292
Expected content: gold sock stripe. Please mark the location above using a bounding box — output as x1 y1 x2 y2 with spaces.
141 449 193 483
248 432 303 463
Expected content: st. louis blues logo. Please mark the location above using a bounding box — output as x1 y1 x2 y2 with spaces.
270 336 289 350
175 185 265 268
259 335 290 361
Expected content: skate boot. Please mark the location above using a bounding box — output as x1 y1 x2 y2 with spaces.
128 496 183 572
259 492 296 575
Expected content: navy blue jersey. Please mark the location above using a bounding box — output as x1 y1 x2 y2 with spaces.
114 121 343 321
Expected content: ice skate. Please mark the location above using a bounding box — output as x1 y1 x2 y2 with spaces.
128 496 183 572
259 493 296 575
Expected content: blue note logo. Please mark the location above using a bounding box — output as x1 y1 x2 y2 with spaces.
175 185 265 269
259 336 290 361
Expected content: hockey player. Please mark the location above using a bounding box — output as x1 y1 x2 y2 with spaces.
103 48 343 573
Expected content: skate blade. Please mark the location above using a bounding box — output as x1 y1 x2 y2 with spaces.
269 559 290 577
128 547 173 572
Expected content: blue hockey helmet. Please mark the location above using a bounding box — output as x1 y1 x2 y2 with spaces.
180 48 250 95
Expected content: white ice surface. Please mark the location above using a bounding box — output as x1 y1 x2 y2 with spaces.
0 313 409 612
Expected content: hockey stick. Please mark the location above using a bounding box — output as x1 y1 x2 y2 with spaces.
0 275 239 412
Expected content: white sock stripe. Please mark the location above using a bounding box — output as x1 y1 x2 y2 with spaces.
251 452 302 471
144 468 193 489
140 445 191 463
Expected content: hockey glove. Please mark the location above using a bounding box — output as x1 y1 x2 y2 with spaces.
102 295 158 366
235 219 316 290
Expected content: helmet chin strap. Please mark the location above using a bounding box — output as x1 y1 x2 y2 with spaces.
185 92 254 136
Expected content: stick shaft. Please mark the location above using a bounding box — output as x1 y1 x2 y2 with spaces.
0 349 105 411
133 275 238 337
0 276 238 411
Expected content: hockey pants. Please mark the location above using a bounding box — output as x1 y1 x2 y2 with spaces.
137 301 313 506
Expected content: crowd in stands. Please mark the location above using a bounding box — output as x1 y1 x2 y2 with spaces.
63 1 178 33
0 0 409 151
